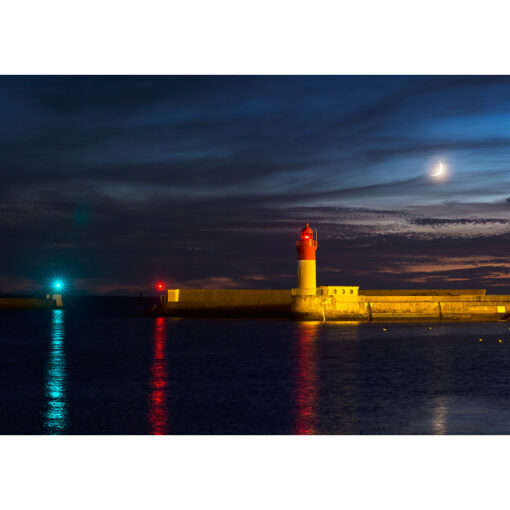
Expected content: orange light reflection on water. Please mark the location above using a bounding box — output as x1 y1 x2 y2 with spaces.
295 321 320 435
149 317 169 434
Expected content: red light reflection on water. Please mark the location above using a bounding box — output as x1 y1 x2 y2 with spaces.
149 317 169 434
295 322 319 435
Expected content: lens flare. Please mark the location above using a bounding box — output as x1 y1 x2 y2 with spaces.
49 274 68 292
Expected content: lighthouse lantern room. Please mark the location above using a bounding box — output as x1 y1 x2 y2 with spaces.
296 223 318 292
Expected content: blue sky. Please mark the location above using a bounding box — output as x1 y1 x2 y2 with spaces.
1 76 510 294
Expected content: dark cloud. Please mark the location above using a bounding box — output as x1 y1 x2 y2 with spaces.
410 218 509 226
1 76 510 294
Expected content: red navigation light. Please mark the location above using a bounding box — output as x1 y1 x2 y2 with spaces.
300 223 314 241
156 282 165 291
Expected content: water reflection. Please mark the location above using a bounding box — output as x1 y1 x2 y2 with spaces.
432 395 450 434
425 331 453 435
323 322 360 434
44 309 68 434
148 317 169 434
295 322 320 435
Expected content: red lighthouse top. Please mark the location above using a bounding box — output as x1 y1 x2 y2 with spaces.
300 223 314 240
296 223 317 260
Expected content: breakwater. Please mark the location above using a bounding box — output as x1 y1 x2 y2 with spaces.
0 294 63 310
152 287 510 321
0 298 56 310
153 289 291 318
291 288 510 321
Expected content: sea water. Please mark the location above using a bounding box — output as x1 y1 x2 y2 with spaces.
1 297 510 434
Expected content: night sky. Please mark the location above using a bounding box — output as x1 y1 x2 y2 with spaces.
2 76 510 295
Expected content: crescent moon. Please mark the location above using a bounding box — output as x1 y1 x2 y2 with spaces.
431 162 444 177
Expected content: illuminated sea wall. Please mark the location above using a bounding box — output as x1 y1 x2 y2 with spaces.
155 288 510 322
159 289 291 318
291 290 510 322
0 298 56 310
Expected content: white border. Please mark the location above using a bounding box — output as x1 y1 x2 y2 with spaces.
1 0 510 74
2 1 510 507
2 436 510 509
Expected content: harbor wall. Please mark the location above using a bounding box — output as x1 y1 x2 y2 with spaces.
154 288 510 321
159 289 291 318
291 290 510 321
0 298 55 310
358 289 486 296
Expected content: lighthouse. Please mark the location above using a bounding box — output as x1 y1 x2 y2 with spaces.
296 223 317 293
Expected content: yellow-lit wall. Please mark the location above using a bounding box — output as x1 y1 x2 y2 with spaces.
291 291 510 321
297 260 316 290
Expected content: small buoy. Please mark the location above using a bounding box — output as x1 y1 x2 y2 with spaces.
479 338 483 342
382 328 387 331
499 339 503 343
429 327 432 330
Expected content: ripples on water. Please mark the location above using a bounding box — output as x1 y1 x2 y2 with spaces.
295 322 318 435
148 317 169 435
2 299 510 434
44 310 68 434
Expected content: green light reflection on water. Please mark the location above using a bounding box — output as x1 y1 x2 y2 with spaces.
44 309 68 434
